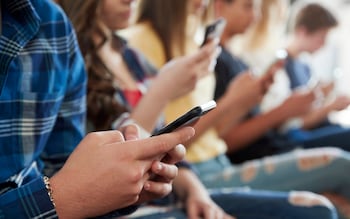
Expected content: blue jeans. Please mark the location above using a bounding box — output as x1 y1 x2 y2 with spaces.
287 124 350 151
193 148 350 199
191 148 350 219
130 189 337 219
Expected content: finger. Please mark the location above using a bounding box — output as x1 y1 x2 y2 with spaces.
143 180 173 198
202 206 215 219
187 203 201 219
87 130 125 146
119 124 140 141
192 41 218 64
133 127 195 160
161 144 186 164
261 60 283 82
150 161 178 182
214 209 224 219
224 213 237 219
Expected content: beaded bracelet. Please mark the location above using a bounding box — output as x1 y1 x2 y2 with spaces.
43 176 56 207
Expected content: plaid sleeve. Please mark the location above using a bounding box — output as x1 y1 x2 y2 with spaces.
0 177 58 218
41 21 87 177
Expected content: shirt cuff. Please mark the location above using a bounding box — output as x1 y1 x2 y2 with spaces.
0 177 57 218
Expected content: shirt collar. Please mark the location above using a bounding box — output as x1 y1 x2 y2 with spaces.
0 0 41 95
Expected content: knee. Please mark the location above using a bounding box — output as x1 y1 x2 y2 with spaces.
288 191 335 209
296 147 348 171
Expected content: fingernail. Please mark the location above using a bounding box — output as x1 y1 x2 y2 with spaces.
155 163 162 172
144 182 150 190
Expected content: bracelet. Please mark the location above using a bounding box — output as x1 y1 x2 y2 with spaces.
43 176 56 207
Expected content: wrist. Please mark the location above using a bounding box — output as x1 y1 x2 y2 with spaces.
147 83 170 105
49 173 83 218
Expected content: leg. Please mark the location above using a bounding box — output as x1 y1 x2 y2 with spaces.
287 125 350 151
210 189 337 219
129 189 337 219
194 148 350 200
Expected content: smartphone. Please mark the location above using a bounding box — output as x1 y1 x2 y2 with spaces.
152 100 217 136
275 49 288 61
201 18 227 47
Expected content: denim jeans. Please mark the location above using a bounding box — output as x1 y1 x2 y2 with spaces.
129 189 337 219
287 124 350 151
191 148 350 219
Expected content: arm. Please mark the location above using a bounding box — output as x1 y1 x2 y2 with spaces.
222 107 291 153
222 90 315 152
173 168 235 219
301 95 350 129
41 29 87 177
184 71 265 146
130 42 218 132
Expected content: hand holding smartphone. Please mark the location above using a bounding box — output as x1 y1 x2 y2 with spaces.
152 100 217 136
201 18 227 47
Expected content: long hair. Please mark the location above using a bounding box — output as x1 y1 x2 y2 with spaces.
135 0 188 61
58 0 127 130
244 0 289 51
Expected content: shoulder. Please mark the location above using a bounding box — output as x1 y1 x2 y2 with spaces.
30 0 67 23
30 0 74 36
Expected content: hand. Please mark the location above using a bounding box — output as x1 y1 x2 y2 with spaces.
279 90 316 118
153 40 220 101
260 59 285 94
186 191 236 219
137 144 187 204
328 95 350 111
50 125 195 218
320 81 335 97
223 71 264 111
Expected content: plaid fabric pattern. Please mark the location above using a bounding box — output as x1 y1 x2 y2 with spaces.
0 0 86 218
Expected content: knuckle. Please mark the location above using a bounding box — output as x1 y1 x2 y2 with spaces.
129 168 144 184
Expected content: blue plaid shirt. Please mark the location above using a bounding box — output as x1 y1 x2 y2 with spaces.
0 0 86 218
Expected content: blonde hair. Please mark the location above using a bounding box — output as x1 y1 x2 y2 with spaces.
243 0 289 51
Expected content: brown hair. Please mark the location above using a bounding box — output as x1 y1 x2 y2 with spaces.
135 0 188 61
294 3 338 33
58 0 127 131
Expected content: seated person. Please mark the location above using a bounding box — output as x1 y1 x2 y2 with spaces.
0 0 194 218
213 0 350 164
280 3 350 147
57 0 341 218
125 0 350 218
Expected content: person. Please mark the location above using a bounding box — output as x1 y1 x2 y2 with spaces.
212 0 350 217
213 0 350 161
280 2 350 148
58 0 340 219
0 0 197 218
126 0 350 218
57 0 237 219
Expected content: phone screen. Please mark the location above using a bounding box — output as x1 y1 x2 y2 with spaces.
152 100 216 136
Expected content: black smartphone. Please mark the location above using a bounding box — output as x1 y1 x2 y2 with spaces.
201 18 226 47
152 100 217 136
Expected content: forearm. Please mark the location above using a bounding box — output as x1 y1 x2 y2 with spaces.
188 95 248 145
301 105 332 129
173 168 208 201
130 85 169 132
223 107 289 153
